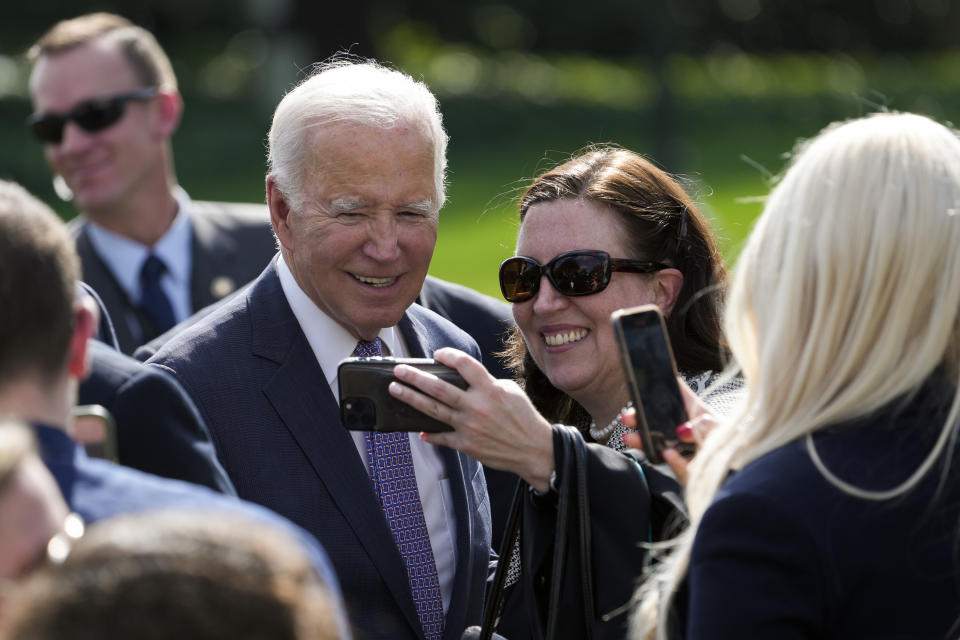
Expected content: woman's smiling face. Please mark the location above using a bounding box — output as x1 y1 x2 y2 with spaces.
512 198 660 412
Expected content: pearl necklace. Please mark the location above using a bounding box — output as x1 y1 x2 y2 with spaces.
588 401 633 442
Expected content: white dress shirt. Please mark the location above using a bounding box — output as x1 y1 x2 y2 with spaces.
85 187 194 342
276 254 458 611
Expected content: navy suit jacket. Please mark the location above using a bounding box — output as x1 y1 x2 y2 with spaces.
34 423 349 635
684 375 960 639
72 200 277 355
78 339 235 495
148 263 493 640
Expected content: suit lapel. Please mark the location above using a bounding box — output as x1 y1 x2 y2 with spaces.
189 206 239 311
252 271 424 636
74 224 139 353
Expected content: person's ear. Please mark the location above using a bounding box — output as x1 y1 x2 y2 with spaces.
652 268 684 316
152 89 183 139
67 297 98 380
267 176 295 250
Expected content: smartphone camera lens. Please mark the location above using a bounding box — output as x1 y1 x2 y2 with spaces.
343 398 376 429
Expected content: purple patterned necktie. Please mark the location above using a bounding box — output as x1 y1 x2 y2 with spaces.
354 338 445 640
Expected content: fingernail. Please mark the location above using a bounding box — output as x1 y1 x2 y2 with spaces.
676 424 692 439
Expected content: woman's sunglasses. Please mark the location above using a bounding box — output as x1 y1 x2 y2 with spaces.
499 249 668 303
28 87 159 145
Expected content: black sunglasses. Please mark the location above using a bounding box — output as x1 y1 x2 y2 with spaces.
499 249 668 303
28 87 158 144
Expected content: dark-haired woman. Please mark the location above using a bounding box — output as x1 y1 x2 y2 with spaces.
390 147 741 639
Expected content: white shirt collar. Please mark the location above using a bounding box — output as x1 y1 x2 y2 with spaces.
85 187 193 303
275 253 406 389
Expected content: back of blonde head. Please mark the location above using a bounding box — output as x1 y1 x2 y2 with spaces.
632 112 960 638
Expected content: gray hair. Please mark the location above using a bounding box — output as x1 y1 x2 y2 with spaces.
267 58 448 212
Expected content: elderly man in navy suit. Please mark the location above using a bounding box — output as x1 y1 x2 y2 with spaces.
149 60 492 640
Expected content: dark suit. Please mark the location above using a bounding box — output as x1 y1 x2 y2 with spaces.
683 374 960 639
79 339 235 495
135 273 522 551
148 263 493 640
33 423 348 634
417 275 512 380
500 440 683 640
72 200 277 354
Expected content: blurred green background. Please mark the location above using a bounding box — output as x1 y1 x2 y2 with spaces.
2 0 959 297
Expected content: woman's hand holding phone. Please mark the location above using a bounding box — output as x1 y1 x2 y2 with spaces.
388 347 557 493
621 379 718 485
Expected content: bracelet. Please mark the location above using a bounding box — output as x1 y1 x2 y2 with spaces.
529 469 558 496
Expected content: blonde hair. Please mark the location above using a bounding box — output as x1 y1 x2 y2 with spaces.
632 112 960 638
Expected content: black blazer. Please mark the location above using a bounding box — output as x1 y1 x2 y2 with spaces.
684 375 960 639
72 200 277 355
504 442 683 640
79 339 236 495
148 263 493 640
418 275 513 379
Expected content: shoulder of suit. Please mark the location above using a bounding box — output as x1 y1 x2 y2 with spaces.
190 200 271 228
407 302 480 354
149 287 253 365
421 276 512 323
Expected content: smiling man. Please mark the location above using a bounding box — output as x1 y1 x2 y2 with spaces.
27 13 277 354
148 60 492 640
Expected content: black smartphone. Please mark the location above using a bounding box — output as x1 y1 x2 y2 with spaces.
337 357 467 432
611 304 691 464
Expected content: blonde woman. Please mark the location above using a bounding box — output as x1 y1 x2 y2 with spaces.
632 112 960 639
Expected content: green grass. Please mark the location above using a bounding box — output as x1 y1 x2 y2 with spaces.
4 60 960 302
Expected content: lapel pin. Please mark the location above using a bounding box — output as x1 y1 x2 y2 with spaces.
211 276 235 299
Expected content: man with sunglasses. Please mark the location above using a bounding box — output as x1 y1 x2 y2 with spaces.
26 13 277 355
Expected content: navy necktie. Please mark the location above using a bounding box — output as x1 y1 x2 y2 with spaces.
138 254 176 335
354 338 445 640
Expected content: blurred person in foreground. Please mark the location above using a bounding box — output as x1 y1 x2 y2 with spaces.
0 511 341 640
148 59 491 640
389 147 741 638
632 112 960 639
27 12 276 354
0 178 349 636
0 421 75 620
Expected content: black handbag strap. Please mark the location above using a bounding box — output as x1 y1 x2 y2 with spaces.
546 425 594 640
476 478 525 640
545 427 573 639
471 426 595 640
572 427 595 633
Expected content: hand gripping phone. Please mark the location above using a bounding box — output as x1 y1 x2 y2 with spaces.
611 304 691 464
337 357 467 433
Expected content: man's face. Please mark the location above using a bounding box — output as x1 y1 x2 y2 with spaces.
273 122 439 340
29 39 167 215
